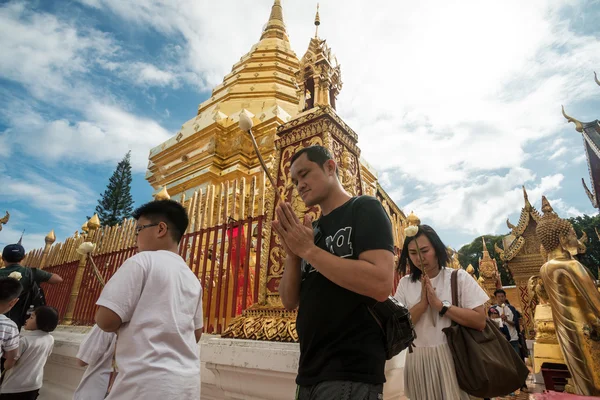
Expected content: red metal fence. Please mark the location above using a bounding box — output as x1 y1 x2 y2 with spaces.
40 260 79 320
42 215 265 333
71 246 137 326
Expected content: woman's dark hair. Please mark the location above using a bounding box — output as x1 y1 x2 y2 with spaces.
132 199 189 243
34 306 59 333
398 224 449 282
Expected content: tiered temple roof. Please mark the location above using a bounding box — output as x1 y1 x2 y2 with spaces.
562 72 600 209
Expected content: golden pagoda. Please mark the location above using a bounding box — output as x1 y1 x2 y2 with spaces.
145 0 405 243
478 236 501 297
494 186 545 339
146 0 301 199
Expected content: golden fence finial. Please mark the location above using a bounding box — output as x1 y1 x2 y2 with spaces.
154 186 171 201
88 214 101 230
45 230 56 244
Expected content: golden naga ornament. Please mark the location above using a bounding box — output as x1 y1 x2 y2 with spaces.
536 196 600 396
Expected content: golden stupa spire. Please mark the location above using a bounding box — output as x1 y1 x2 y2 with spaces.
260 0 289 42
481 237 491 259
314 3 321 38
562 105 584 133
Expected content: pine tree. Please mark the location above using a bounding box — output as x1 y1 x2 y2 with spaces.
93 152 134 226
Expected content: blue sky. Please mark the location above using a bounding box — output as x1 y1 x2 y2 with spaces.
1 0 599 253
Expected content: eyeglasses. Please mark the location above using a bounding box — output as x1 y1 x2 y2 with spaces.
135 223 159 235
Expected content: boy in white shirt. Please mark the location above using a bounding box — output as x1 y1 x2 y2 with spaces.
73 324 117 400
0 278 22 376
95 199 204 399
0 306 58 399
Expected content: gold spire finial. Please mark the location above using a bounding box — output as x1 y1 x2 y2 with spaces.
595 71 600 87
260 0 289 41
45 230 56 245
407 211 421 227
482 236 487 251
562 105 584 133
154 186 171 201
88 214 101 230
314 3 321 38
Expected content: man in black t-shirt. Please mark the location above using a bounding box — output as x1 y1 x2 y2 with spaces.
273 145 395 400
0 243 63 330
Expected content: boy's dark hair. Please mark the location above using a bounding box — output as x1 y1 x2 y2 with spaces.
494 289 507 296
290 145 339 176
398 224 450 282
34 306 59 333
0 278 23 303
132 199 189 243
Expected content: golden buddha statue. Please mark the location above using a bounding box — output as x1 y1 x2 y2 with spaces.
528 275 565 374
536 196 600 396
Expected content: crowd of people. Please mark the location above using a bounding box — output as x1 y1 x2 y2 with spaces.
0 144 531 400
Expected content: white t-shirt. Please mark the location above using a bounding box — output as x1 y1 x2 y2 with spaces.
96 250 204 399
0 314 19 360
73 324 117 400
394 268 490 347
1 330 54 393
495 304 519 341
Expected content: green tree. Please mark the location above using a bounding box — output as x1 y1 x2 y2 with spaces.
568 214 600 280
93 152 134 226
457 234 515 286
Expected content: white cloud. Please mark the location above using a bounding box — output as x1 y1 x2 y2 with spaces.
0 3 172 172
0 172 95 221
402 170 564 235
0 224 49 256
1 101 170 172
0 2 117 98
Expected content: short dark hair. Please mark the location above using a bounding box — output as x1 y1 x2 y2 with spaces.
494 289 506 296
132 199 189 243
34 306 59 332
398 224 450 282
0 278 23 303
290 145 338 175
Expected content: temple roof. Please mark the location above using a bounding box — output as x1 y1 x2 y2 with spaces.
495 186 541 261
562 72 600 208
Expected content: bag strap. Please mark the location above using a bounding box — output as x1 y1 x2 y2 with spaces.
450 269 459 307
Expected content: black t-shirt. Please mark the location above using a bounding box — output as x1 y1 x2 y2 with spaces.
296 196 395 386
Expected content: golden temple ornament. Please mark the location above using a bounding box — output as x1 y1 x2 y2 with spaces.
154 186 171 201
537 196 600 396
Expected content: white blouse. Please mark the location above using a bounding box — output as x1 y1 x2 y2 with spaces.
394 268 490 348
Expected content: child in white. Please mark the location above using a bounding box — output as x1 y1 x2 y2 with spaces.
73 324 117 400
0 306 58 399
94 200 204 399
